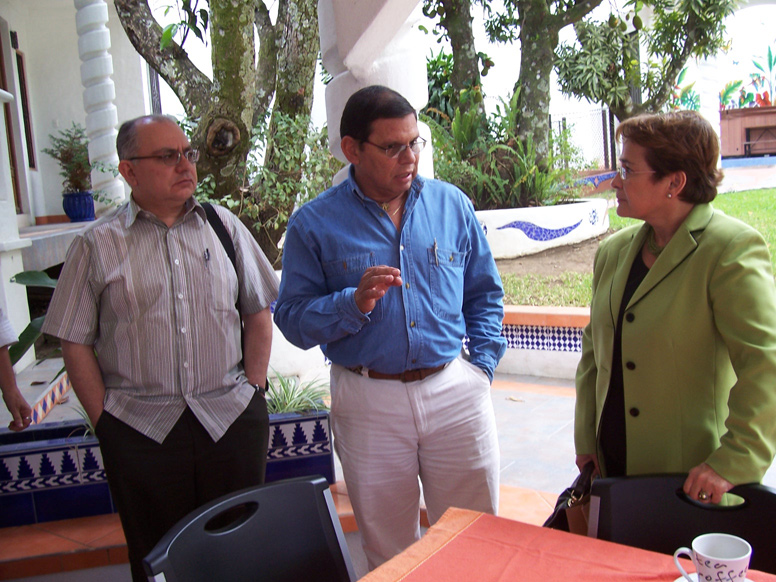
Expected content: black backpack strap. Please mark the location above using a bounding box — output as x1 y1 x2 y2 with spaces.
202 202 237 271
202 202 246 366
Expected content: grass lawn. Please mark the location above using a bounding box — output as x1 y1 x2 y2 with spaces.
501 188 776 307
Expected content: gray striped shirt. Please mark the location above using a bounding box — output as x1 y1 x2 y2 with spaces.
42 197 279 442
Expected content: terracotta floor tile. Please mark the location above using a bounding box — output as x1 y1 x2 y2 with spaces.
107 546 129 564
492 379 575 398
90 524 127 549
331 488 353 515
499 485 556 526
38 513 122 547
537 490 560 508
339 514 359 534
0 525 88 561
0 555 62 580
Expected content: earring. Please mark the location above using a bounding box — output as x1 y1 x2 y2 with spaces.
667 193 672 198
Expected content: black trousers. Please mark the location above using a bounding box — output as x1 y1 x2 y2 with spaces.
95 391 269 582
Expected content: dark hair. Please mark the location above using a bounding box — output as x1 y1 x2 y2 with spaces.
116 114 180 159
615 110 723 204
340 85 416 142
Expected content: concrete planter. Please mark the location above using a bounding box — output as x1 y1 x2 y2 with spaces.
476 198 609 260
0 409 334 528
266 409 335 485
0 420 111 528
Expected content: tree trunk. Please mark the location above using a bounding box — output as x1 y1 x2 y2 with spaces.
253 0 319 267
253 1 278 126
440 0 482 105
514 0 557 170
511 0 601 169
192 0 257 200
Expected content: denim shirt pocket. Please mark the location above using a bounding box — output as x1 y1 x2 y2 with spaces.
428 246 466 321
322 252 383 322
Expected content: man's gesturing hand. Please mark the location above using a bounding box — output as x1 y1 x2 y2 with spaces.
355 266 403 314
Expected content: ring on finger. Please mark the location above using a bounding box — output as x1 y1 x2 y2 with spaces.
698 490 710 501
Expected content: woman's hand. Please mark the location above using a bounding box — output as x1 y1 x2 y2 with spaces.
683 462 733 504
576 453 601 477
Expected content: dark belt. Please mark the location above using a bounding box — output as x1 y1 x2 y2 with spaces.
347 363 449 383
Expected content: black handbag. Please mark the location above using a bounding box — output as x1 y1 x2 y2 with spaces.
543 461 596 535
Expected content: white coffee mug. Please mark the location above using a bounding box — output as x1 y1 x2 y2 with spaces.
673 533 752 582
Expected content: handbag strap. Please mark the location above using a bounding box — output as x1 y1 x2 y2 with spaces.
568 461 596 504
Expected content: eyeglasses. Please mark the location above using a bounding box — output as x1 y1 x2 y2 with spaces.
362 137 426 159
617 165 656 180
127 149 200 166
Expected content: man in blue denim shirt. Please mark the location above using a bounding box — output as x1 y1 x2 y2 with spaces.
274 85 506 569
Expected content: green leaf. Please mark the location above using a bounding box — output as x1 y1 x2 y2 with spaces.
9 316 44 365
11 271 58 288
160 23 178 50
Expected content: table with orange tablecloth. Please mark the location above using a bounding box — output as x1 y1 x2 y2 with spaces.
361 507 776 582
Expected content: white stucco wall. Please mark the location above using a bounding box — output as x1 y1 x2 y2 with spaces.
0 0 145 221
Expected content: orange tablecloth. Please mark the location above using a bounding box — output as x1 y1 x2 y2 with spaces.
361 507 776 582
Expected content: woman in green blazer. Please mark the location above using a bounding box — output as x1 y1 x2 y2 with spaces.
575 110 776 504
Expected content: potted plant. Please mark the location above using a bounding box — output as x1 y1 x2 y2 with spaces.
266 372 335 484
42 122 95 222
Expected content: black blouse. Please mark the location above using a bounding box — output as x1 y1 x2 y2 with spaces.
599 250 650 476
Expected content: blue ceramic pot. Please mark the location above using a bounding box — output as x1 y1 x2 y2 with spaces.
62 191 95 222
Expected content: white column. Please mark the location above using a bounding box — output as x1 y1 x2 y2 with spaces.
74 0 125 210
319 0 433 182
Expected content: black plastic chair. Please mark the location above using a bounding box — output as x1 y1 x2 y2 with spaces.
143 475 357 582
588 474 776 574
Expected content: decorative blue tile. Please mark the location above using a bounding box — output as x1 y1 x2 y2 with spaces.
34 483 115 523
1 412 337 526
267 412 334 484
0 490 35 528
496 220 582 241
501 324 582 353
0 421 115 526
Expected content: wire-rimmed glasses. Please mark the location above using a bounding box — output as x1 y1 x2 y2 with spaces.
127 149 200 166
362 137 427 159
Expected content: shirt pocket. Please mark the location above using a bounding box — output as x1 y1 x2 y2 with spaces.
204 251 239 313
322 252 383 322
428 246 466 321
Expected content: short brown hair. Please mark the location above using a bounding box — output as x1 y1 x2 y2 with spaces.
616 110 723 204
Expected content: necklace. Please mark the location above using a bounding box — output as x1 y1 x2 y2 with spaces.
646 228 666 256
382 193 407 218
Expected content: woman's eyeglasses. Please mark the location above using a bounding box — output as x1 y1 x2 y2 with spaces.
617 165 655 180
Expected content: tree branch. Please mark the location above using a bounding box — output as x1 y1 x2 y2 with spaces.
253 0 277 125
113 0 212 119
557 0 603 30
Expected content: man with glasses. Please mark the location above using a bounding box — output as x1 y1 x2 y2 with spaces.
275 85 507 569
42 114 279 581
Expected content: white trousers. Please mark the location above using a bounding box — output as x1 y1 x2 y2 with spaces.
330 356 500 570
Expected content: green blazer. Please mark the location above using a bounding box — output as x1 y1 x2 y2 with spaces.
575 203 776 483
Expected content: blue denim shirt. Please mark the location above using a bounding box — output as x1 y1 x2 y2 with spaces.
274 169 507 380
